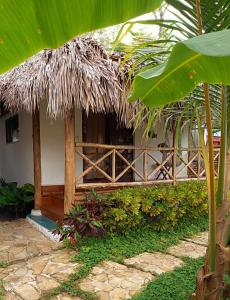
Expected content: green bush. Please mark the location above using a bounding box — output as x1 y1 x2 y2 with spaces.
0 179 34 218
58 181 208 241
104 181 208 232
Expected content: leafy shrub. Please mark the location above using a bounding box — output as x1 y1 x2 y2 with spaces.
54 190 108 244
104 181 208 232
0 179 34 218
56 181 208 243
105 188 144 232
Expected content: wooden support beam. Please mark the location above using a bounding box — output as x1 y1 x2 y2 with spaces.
172 130 177 186
32 107 42 210
143 150 148 181
112 149 116 182
64 108 75 214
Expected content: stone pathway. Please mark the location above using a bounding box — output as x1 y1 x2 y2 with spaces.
50 294 82 300
168 240 206 259
0 220 56 263
79 261 154 300
184 231 208 246
0 220 80 300
79 232 208 300
0 219 208 300
124 252 183 275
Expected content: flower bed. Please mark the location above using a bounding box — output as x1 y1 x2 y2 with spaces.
56 181 208 243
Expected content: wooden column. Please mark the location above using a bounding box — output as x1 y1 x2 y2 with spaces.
64 108 75 213
172 128 177 186
32 107 42 210
142 150 147 182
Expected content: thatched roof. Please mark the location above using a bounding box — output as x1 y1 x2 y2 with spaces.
0 37 132 125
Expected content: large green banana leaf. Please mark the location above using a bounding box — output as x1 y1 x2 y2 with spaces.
0 0 162 74
130 29 230 107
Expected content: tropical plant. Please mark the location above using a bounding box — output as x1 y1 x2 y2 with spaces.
129 18 230 300
106 181 208 233
0 0 163 75
0 180 34 217
115 5 223 147
54 191 108 244
55 182 208 241
112 0 230 298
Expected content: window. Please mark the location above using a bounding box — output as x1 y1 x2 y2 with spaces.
5 115 19 144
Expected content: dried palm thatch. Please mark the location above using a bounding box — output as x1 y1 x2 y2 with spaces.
0 37 132 126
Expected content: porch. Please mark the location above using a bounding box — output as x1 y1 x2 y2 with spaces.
38 139 220 221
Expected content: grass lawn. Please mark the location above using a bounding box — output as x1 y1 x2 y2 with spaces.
45 215 208 300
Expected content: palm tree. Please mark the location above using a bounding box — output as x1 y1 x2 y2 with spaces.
117 1 230 298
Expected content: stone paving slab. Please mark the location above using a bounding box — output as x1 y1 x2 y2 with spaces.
184 231 208 246
0 249 80 300
4 291 22 300
168 240 207 259
0 219 57 263
50 293 82 300
79 261 154 300
124 252 183 275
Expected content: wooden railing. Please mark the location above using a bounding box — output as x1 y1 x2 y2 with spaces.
75 143 220 188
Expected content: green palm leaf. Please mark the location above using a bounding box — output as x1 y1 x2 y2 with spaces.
130 29 230 107
0 0 163 74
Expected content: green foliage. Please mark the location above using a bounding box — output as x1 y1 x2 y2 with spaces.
0 280 4 300
54 205 105 245
49 215 208 300
54 191 109 244
57 181 208 241
0 181 18 207
165 0 230 38
105 189 144 231
0 261 9 268
132 257 205 300
0 180 34 217
76 215 208 263
105 181 208 232
130 30 230 107
0 0 162 75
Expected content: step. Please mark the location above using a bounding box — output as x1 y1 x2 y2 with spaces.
27 214 60 242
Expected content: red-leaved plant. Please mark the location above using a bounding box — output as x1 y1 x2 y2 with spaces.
54 190 108 245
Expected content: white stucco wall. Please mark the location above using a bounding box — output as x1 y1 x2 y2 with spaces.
40 106 83 185
0 106 83 186
0 112 33 185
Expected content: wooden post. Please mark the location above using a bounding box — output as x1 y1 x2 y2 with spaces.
197 147 201 178
112 149 116 182
172 129 177 186
32 107 42 210
143 150 148 181
64 108 75 214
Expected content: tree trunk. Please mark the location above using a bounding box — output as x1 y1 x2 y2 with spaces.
224 150 230 199
193 2 229 298
195 200 230 299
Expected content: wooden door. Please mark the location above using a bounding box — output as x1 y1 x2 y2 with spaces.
107 115 133 182
82 112 133 183
82 112 109 182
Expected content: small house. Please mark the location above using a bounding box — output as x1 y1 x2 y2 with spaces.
0 38 214 221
